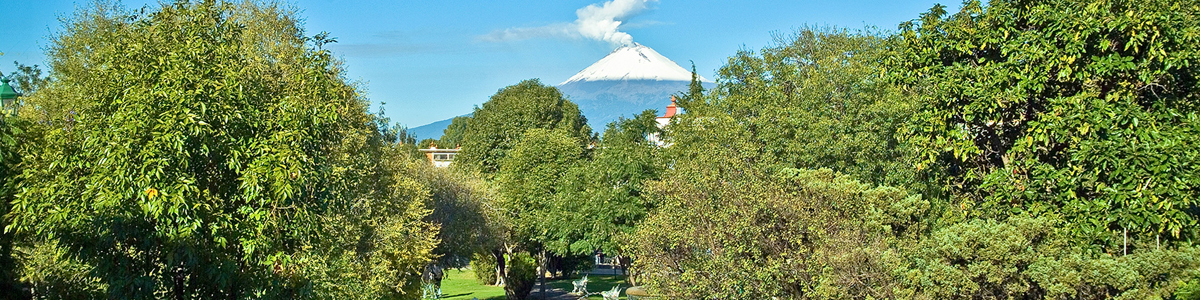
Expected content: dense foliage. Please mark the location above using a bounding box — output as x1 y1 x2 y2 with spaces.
6 2 439 299
0 114 26 298
501 252 537 300
546 111 663 256
495 128 587 250
700 27 915 187
626 1 1200 298
632 167 925 298
892 215 1199 299
6 63 48 97
4 0 1199 299
470 253 498 285
415 161 501 268
900 0 1200 245
452 79 592 176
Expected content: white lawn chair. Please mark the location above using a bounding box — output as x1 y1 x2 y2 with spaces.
601 286 621 300
571 275 589 295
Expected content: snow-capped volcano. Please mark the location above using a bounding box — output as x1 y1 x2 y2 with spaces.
411 43 713 140
561 43 705 84
556 43 713 130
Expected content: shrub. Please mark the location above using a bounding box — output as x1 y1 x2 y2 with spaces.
894 216 1200 299
471 253 497 285
1179 278 1200 300
503 252 537 300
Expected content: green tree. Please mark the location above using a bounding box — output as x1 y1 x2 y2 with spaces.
898 0 1200 245
546 110 663 256
626 27 930 299
493 127 586 299
673 62 705 109
7 1 437 298
502 252 537 300
893 215 1200 300
631 165 926 299
437 115 472 148
0 113 29 299
495 128 586 248
414 165 502 268
688 27 916 187
454 79 592 176
5 62 49 97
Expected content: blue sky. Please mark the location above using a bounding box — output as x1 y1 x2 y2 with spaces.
1 0 956 127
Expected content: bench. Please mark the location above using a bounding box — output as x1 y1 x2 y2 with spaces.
600 286 621 300
571 275 588 295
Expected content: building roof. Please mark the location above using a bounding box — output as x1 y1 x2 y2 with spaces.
0 76 22 100
419 148 461 153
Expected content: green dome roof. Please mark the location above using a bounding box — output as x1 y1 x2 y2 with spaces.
0 76 21 100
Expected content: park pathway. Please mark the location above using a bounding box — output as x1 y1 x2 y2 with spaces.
530 282 577 300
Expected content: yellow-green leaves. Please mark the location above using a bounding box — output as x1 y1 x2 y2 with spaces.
7 1 438 299
900 0 1200 244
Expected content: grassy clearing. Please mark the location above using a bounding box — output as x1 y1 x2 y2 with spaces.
441 269 506 300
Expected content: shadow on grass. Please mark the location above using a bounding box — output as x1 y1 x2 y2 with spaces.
547 274 630 300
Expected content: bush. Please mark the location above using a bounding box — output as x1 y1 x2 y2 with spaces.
503 252 536 300
1179 278 1200 300
894 216 1200 299
630 168 926 299
471 253 497 285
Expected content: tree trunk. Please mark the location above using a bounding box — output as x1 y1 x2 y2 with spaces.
617 255 632 276
539 249 547 300
492 249 506 286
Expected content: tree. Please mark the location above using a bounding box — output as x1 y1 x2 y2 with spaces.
5 62 49 97
624 27 932 299
454 79 592 176
687 27 916 187
898 0 1200 246
630 165 927 299
438 115 472 148
496 128 585 244
545 110 663 257
494 127 586 299
672 61 705 109
0 109 29 299
892 215 1200 300
7 1 437 298
414 164 502 269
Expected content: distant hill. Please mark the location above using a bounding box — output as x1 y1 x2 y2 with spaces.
409 114 468 141
410 42 712 138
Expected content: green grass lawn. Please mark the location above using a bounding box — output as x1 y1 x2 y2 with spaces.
441 269 506 300
439 269 632 300
547 274 630 300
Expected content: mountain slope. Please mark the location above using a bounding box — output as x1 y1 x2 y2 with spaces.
561 43 706 84
409 114 468 141
559 43 711 130
560 79 708 130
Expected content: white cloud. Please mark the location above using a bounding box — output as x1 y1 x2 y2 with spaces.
480 0 656 46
